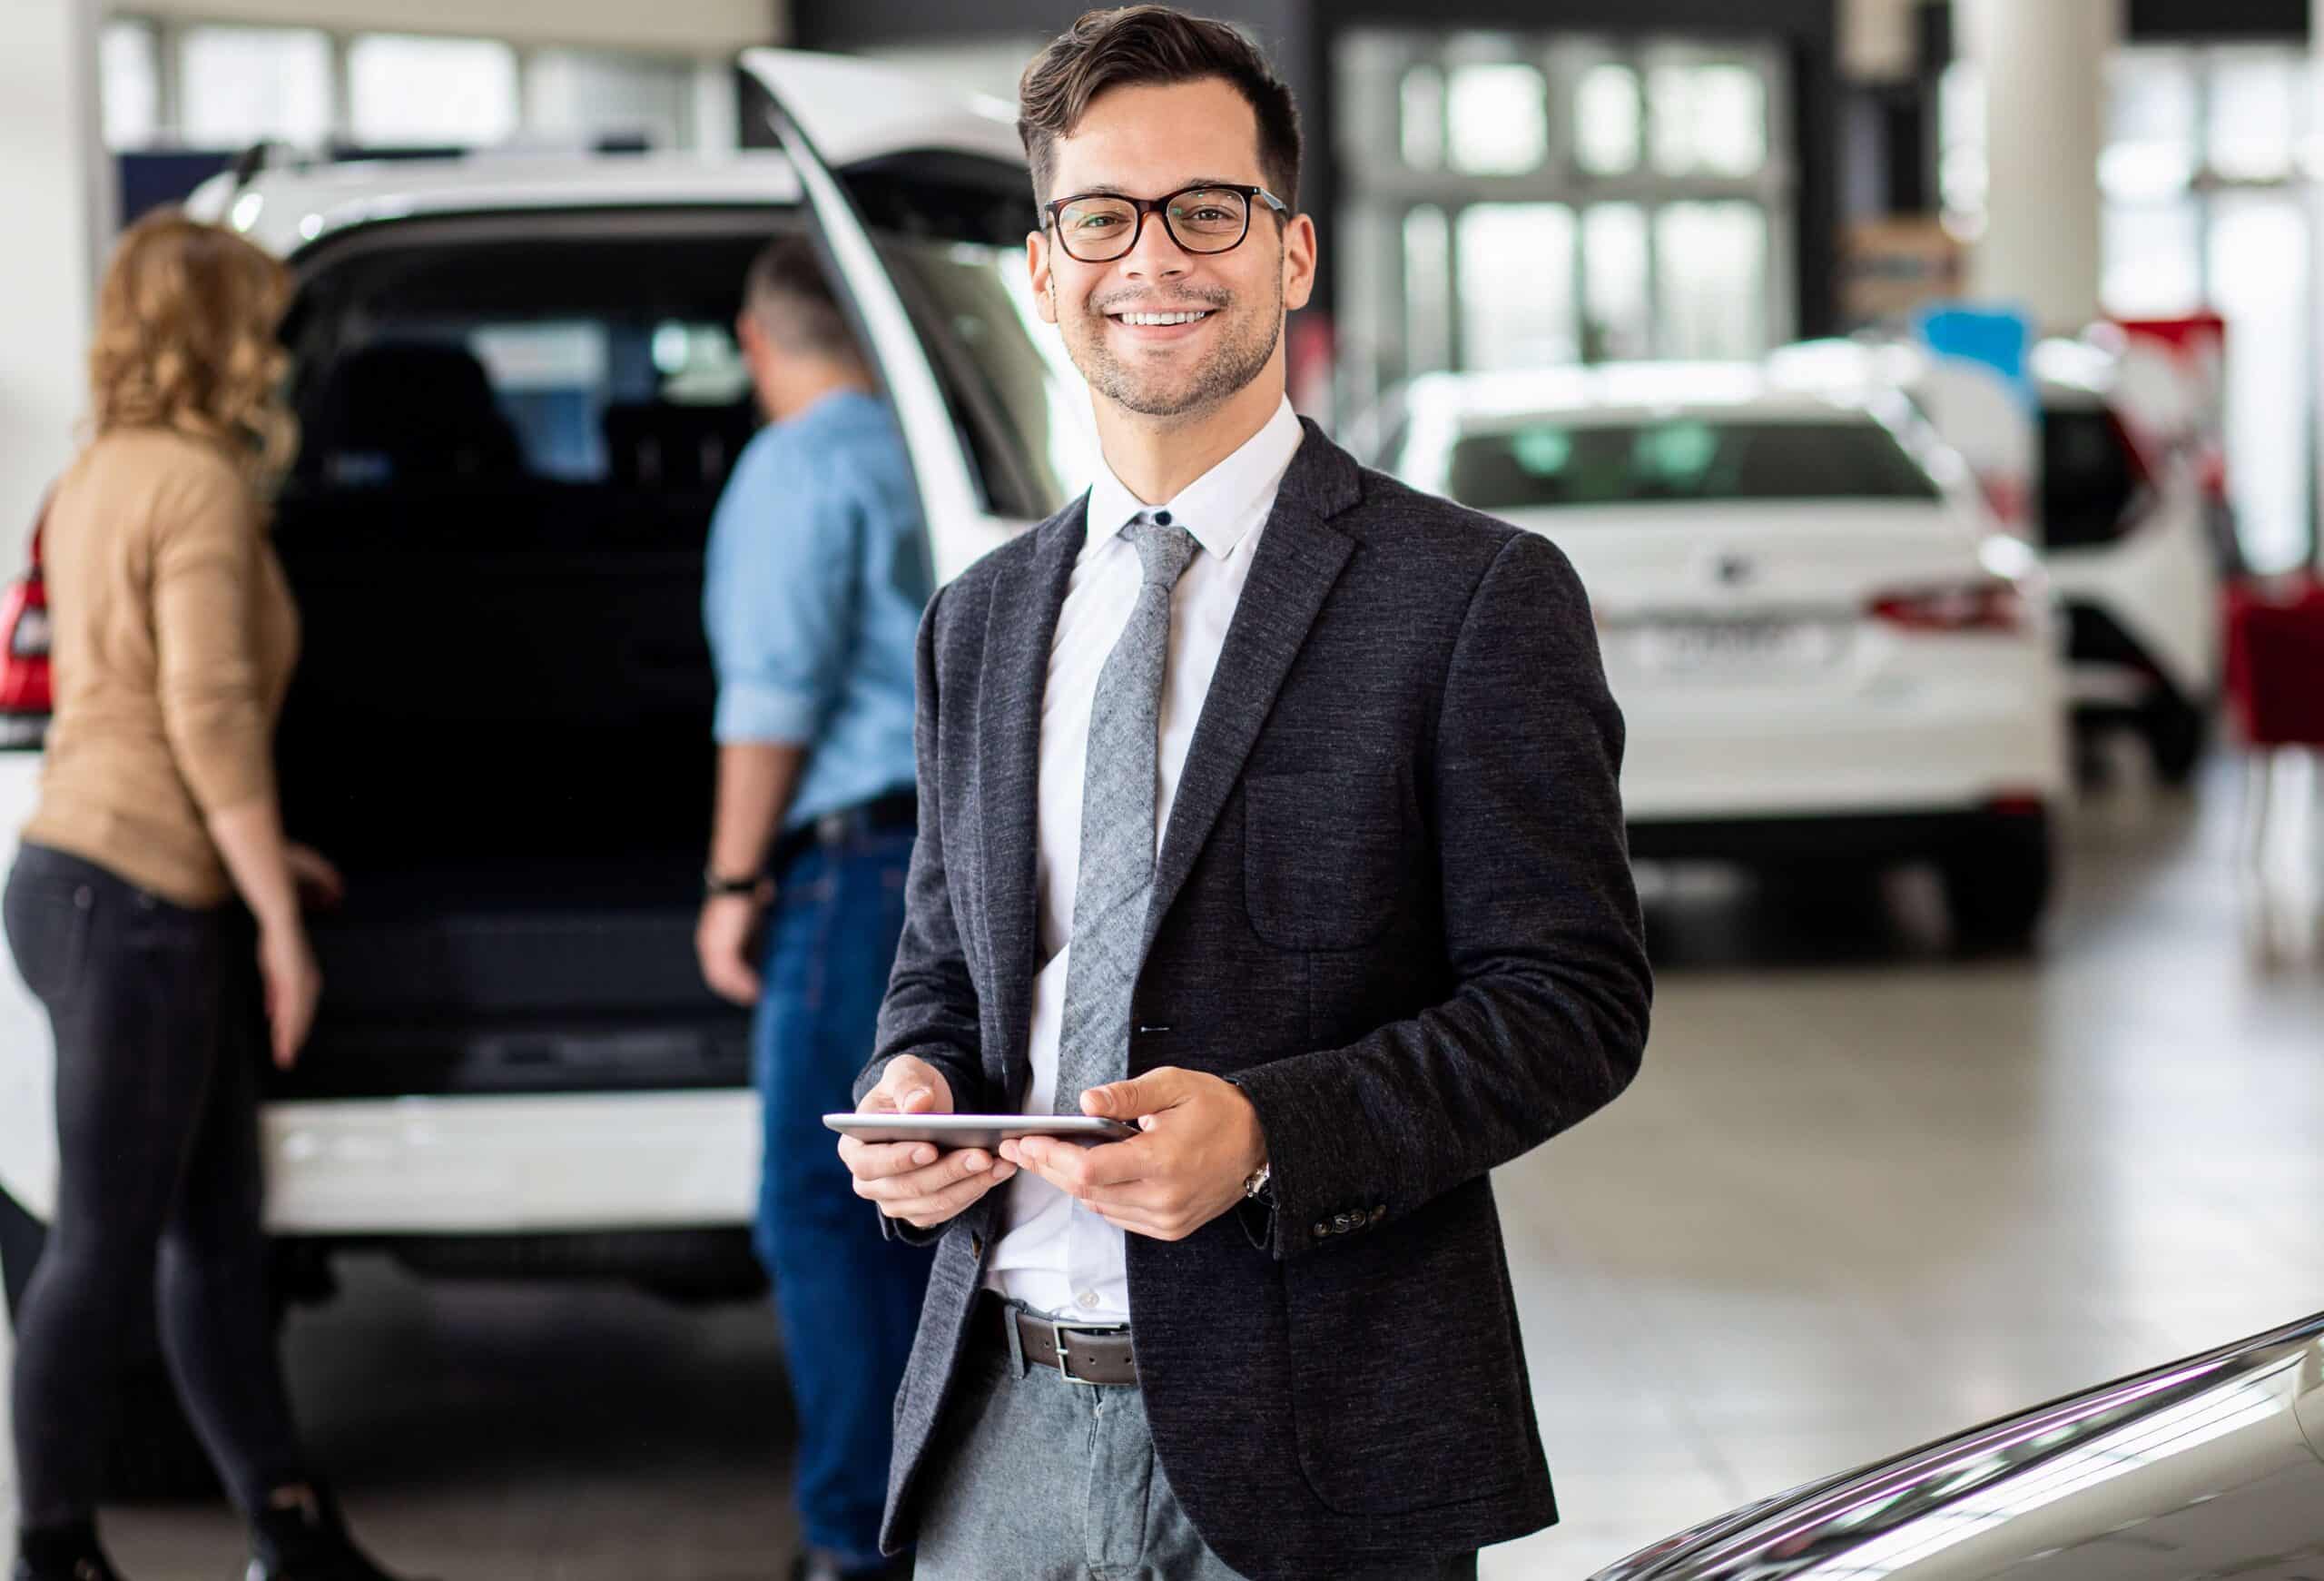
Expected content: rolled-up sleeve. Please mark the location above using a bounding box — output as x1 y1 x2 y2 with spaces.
153 466 275 815
704 430 861 746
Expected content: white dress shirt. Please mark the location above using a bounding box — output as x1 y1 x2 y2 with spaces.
984 396 1305 1323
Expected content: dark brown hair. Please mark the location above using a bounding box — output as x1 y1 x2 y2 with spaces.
743 233 861 361
1018 5 1303 212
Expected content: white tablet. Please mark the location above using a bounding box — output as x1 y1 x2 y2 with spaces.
823 1112 1138 1150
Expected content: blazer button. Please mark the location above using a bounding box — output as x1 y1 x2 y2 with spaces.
1312 1221 1331 1239
1369 1206 1386 1224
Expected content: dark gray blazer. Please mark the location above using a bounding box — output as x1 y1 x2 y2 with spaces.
855 420 1652 1581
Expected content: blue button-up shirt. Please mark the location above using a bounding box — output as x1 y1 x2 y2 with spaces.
704 389 930 831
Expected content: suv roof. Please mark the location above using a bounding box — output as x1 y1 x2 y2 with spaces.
185 152 810 262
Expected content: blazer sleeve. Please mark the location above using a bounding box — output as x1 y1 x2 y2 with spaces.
854 579 990 1114
1228 529 1652 1260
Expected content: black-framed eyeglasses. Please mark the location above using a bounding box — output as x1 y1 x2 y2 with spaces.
1043 183 1290 263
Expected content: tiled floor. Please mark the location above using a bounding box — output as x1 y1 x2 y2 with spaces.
5 747 2321 1578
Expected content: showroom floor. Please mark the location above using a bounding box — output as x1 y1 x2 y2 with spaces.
5 746 2322 1579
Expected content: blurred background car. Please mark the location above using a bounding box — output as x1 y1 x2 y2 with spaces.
1375 362 2067 950
2028 338 2224 786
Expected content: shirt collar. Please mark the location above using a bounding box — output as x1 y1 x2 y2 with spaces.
1083 397 1303 563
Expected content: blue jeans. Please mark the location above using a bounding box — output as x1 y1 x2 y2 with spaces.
753 823 933 1567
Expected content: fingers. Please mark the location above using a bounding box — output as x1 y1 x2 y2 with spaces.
872 1055 949 1115
840 1137 941 1180
1000 1136 1149 1199
700 951 762 1005
694 904 763 1005
850 1146 1019 1226
1079 1067 1193 1122
271 988 312 1069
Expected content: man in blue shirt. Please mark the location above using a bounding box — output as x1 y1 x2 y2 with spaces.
696 233 931 1581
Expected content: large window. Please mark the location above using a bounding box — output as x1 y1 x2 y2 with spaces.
1334 28 1795 420
100 20 162 149
180 25 332 146
2096 47 2311 573
1935 44 2311 571
101 17 731 155
347 35 520 146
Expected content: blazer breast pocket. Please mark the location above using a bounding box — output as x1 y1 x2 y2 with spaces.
1243 767 1413 952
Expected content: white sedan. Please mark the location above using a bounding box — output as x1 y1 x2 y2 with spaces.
1380 364 2070 948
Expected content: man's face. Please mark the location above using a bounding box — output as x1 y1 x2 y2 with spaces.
1029 77 1316 422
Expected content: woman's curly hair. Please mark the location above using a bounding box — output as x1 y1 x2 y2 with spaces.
88 209 297 479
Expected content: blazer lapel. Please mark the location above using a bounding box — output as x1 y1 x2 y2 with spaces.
980 498 1087 1095
1143 428 1359 957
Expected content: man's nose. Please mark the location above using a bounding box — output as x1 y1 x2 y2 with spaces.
1119 212 1191 281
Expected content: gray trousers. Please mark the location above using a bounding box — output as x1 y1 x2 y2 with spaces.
912 1310 1481 1581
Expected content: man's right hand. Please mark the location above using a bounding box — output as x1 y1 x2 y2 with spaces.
839 1054 1017 1230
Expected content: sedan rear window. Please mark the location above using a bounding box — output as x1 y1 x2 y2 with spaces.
1446 419 1943 511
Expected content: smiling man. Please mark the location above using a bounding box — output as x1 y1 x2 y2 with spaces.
833 8 1654 1579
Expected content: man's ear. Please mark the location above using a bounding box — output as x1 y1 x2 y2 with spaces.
1028 230 1059 326
1281 212 1318 314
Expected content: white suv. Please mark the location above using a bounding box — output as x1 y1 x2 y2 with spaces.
0 50 1091 1482
2028 339 2223 785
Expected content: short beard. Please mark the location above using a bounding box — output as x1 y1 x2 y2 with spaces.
1066 273 1283 420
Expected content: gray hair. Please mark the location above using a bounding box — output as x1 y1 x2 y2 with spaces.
743 233 862 361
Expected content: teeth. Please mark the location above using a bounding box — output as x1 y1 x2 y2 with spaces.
1118 311 1210 326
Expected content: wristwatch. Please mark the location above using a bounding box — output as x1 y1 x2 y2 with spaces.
703 868 766 899
1241 1160 1273 1202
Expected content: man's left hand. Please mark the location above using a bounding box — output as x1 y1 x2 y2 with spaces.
1000 1067 1266 1242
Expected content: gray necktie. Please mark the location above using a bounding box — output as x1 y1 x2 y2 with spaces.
1054 513 1200 1114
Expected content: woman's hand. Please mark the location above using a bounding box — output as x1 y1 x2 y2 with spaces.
257 919 321 1069
284 842 345 910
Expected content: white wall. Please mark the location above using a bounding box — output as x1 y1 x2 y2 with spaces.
1 0 110 548
122 0 783 54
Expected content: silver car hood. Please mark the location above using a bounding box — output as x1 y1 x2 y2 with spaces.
1593 1310 2324 1579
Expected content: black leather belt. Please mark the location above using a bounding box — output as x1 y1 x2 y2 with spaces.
769 789 917 875
977 1292 1138 1387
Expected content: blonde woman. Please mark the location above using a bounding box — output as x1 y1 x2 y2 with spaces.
6 212 419 1581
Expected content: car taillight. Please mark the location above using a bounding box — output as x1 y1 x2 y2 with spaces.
0 573 53 716
1868 580 2029 634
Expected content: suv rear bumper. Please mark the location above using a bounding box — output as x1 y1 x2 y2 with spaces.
258 1089 758 1236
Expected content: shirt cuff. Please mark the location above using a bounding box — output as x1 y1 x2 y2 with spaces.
713 681 820 746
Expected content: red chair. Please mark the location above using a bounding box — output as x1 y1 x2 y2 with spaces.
2225 570 2324 959
2225 571 2324 749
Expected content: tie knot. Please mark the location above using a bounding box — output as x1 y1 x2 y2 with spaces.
1120 513 1199 589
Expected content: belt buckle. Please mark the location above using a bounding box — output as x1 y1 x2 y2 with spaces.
1044 1317 1119 1388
